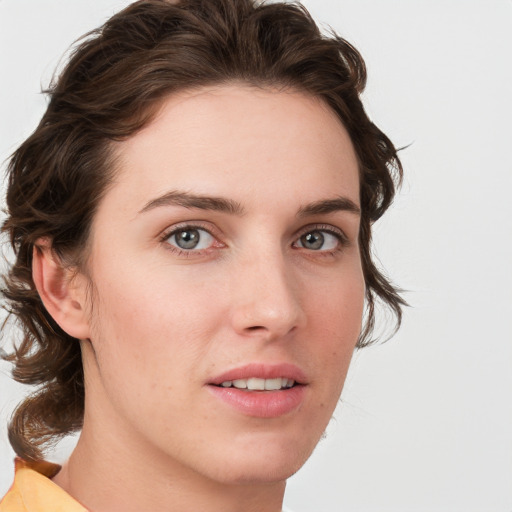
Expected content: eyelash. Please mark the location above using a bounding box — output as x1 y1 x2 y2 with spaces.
159 222 222 258
293 224 350 256
159 222 350 258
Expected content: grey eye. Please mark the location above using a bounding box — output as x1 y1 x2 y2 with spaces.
297 230 339 251
300 231 324 250
168 228 214 250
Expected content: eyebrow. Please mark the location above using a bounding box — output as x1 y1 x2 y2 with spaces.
139 190 245 215
297 197 361 217
139 190 360 217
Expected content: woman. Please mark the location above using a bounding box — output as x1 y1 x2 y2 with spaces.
0 0 404 510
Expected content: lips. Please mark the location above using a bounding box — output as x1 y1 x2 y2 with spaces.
207 363 308 418
218 377 295 390
208 362 307 386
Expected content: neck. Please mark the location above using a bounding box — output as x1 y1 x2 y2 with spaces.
52 405 286 512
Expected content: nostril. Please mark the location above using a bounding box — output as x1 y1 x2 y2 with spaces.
246 325 265 331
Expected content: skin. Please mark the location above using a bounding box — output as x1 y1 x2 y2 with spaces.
36 84 364 512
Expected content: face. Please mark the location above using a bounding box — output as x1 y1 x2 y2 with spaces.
78 84 364 485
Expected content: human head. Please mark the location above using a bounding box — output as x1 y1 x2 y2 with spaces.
2 0 404 462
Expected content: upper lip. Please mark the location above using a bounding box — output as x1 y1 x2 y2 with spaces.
208 363 308 386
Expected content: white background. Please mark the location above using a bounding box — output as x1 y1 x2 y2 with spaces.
1 1 511 510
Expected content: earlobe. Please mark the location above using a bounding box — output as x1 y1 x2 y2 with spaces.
32 238 91 340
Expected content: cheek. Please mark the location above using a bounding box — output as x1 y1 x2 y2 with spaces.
86 259 226 382
91 253 218 329
306 268 365 386
83 275 218 446
307 262 365 338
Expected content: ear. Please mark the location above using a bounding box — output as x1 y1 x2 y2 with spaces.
32 238 91 340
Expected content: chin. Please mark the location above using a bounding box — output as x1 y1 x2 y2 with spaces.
206 433 318 485
214 459 305 486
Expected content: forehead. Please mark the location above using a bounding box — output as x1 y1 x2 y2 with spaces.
106 84 360 214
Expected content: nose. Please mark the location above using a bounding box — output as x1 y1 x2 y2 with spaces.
229 249 306 340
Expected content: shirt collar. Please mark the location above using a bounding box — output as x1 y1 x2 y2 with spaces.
9 458 88 512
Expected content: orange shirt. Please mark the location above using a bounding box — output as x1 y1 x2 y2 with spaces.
0 458 87 512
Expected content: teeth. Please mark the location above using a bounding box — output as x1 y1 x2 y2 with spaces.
247 378 265 390
284 378 295 388
220 378 296 390
264 378 282 390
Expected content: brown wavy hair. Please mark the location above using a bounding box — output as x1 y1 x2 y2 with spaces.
1 0 405 462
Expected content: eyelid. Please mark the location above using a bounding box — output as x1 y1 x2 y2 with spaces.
291 223 351 256
159 221 225 255
159 220 217 240
294 223 350 244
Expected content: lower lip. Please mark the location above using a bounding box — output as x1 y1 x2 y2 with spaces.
207 385 306 418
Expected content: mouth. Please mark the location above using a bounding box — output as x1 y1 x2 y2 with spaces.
208 362 307 389
214 377 297 391
207 363 307 418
